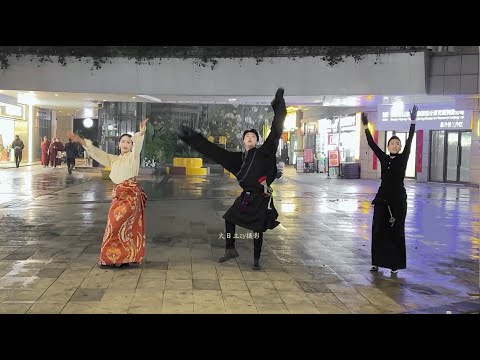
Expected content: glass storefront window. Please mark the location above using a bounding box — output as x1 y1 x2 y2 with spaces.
430 131 445 182
317 115 360 164
339 131 358 162
430 130 471 183
0 117 15 162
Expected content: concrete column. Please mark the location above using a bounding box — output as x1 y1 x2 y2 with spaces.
471 111 480 185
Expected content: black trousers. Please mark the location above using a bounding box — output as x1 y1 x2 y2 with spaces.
66 157 76 169
14 152 22 167
225 220 263 259
371 201 407 270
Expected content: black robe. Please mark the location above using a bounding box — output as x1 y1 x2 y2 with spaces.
365 123 415 270
180 106 286 233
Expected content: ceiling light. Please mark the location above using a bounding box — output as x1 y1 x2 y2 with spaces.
137 95 162 102
54 93 59 97
83 118 93 128
228 98 237 102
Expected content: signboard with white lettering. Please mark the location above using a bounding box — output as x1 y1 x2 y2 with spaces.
0 104 24 120
376 104 471 131
318 118 338 133
339 115 356 131
36 109 51 122
328 133 339 146
296 156 304 172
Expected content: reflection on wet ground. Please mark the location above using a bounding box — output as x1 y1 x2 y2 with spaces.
0 165 478 314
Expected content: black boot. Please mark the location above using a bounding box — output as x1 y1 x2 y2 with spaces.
253 233 263 270
218 248 239 263
99 264 117 269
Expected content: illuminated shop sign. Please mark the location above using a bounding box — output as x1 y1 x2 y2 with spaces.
0 103 25 120
377 105 471 131
381 109 465 122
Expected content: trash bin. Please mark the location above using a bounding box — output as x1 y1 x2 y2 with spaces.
341 162 360 179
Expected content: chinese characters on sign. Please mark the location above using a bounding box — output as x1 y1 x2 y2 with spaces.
381 109 465 122
328 150 340 167
303 149 314 163
377 106 471 131
219 233 260 239
439 121 464 128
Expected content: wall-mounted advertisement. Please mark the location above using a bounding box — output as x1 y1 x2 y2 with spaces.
377 104 472 131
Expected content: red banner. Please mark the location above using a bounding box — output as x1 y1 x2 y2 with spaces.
372 130 378 170
303 149 314 163
328 150 340 167
416 130 423 173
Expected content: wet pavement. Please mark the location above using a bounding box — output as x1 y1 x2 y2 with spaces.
0 165 478 314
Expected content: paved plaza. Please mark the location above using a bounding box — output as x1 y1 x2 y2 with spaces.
0 165 478 314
